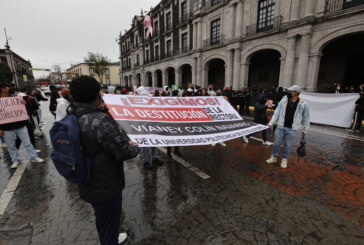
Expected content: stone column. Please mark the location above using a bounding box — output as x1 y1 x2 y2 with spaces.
233 48 241 89
227 4 235 39
163 72 167 87
296 33 311 89
193 57 197 85
226 49 234 88
197 57 202 86
193 22 197 50
240 62 250 88
290 0 300 21
197 20 202 49
304 0 315 17
176 69 181 87
279 58 286 88
153 72 157 87
235 1 243 37
202 68 208 88
306 54 322 91
283 35 297 88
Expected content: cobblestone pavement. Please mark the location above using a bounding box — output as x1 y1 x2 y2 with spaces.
0 103 363 244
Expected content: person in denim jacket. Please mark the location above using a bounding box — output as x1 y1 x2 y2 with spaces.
266 85 310 168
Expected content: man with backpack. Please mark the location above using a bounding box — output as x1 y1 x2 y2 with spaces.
68 76 140 244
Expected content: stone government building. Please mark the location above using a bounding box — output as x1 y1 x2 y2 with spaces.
119 0 364 91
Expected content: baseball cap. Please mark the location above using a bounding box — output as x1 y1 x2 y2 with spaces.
171 85 179 91
287 85 301 93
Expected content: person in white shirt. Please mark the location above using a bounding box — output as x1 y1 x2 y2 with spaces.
56 89 71 121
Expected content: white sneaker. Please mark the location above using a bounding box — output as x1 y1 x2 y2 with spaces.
31 157 45 163
35 149 41 153
118 232 128 244
262 141 273 146
211 143 217 146
219 142 226 147
11 161 21 169
243 136 249 143
281 158 288 168
0 143 7 147
266 155 277 164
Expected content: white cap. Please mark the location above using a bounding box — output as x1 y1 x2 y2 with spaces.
136 86 145 95
287 85 301 93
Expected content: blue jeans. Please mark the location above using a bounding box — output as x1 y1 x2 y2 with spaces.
272 127 297 159
0 135 4 143
3 126 37 162
140 147 157 163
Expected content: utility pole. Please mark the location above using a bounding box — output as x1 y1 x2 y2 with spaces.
4 28 19 87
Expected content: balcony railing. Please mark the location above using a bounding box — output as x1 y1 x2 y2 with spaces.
325 0 364 14
203 0 227 12
246 16 282 36
203 35 224 48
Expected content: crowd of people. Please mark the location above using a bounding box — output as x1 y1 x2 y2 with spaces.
1 76 363 245
324 83 364 94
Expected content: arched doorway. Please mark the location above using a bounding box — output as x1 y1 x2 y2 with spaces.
155 69 163 88
129 75 133 86
166 67 175 87
317 33 364 91
180 64 192 89
124 76 129 87
248 50 281 89
145 72 152 87
136 73 141 87
206 59 225 89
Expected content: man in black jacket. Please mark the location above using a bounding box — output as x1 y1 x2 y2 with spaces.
70 76 140 245
347 90 364 133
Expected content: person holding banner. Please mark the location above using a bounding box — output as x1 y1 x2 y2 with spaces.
0 83 45 169
266 85 310 168
137 86 164 169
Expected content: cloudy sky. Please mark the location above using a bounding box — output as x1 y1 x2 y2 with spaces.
0 0 160 78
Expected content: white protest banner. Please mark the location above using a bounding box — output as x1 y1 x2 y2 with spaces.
103 95 266 147
300 92 359 128
0 97 28 124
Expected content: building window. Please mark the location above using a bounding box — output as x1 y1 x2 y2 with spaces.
181 33 188 53
257 0 275 31
166 40 172 57
154 20 159 36
210 19 221 45
89 68 94 76
105 68 110 76
106 77 110 84
136 54 140 66
146 50 150 63
128 58 131 68
155 45 159 60
181 2 188 22
343 0 364 9
135 35 139 47
166 12 172 31
211 0 221 5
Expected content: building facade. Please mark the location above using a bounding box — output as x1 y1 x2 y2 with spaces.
66 62 120 85
119 0 364 91
0 46 34 88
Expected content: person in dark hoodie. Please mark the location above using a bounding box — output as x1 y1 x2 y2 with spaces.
69 76 140 244
0 83 45 169
49 85 59 118
243 94 273 146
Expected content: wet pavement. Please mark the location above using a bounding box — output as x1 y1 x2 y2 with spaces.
0 101 363 245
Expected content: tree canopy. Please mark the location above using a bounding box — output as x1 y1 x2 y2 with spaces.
84 52 110 84
0 62 13 84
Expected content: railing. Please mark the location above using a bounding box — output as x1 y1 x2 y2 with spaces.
325 0 364 14
246 16 282 36
203 35 224 48
203 0 227 12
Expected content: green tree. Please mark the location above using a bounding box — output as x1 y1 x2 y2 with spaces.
84 52 110 84
0 62 13 83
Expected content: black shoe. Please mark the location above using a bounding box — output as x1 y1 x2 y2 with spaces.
174 151 182 157
152 158 163 165
167 149 172 159
143 162 153 170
